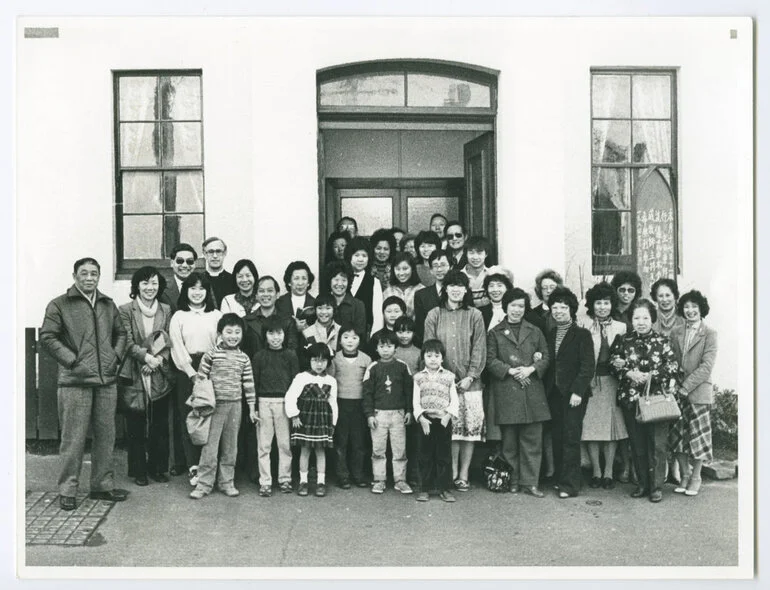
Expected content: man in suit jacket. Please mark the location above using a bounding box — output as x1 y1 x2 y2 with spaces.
159 243 198 313
544 286 595 498
202 236 235 308
414 249 451 344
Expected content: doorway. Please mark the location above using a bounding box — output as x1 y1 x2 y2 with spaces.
317 60 499 265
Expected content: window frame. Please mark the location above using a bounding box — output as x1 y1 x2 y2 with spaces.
113 69 205 279
589 67 679 276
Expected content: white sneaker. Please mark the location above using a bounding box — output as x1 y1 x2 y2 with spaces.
371 481 386 494
188 466 199 487
394 481 413 494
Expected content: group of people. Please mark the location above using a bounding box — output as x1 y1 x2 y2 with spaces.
39 215 718 510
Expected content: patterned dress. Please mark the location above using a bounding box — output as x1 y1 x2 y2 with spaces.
284 371 338 448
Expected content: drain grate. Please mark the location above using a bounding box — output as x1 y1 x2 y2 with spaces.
26 491 115 546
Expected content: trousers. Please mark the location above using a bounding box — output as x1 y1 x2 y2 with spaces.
334 399 367 482
416 416 452 493
256 398 292 486
370 409 407 482
500 422 543 487
196 401 242 492
623 405 668 492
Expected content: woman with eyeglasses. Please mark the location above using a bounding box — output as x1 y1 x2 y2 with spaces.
423 270 487 492
444 221 468 270
610 271 643 330
220 259 260 317
531 269 563 335
336 216 358 238
609 299 680 503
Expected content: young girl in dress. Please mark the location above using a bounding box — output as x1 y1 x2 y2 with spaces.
284 342 338 497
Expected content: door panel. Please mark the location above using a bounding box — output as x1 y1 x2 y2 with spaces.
463 132 496 257
337 188 399 237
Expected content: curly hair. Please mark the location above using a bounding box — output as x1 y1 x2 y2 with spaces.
283 260 315 292
534 269 563 300
483 271 514 295
610 271 642 301
501 287 532 314
584 281 618 318
548 285 579 320
129 266 167 300
630 298 658 324
677 290 710 318
370 228 397 264
650 277 680 301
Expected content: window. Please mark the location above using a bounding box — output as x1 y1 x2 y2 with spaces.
114 71 204 274
591 69 677 277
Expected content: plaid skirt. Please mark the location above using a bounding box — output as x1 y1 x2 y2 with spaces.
669 399 712 462
291 383 335 449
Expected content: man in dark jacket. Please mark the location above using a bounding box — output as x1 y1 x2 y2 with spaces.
39 257 128 510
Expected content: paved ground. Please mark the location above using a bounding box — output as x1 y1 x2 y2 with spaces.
23 450 739 568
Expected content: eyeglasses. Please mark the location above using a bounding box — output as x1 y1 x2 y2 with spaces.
205 249 225 256
618 287 636 294
175 257 195 265
447 232 464 239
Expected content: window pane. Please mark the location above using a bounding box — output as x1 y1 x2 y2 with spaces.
592 120 631 163
123 215 163 258
632 75 671 119
164 214 204 255
160 76 202 120
340 197 393 236
407 74 490 107
160 122 202 166
633 121 671 163
320 75 405 107
164 171 204 212
123 172 162 213
592 210 632 256
592 75 630 118
407 197 460 234
119 77 157 121
592 167 630 209
120 123 159 167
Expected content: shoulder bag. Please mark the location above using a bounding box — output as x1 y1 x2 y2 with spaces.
636 376 681 424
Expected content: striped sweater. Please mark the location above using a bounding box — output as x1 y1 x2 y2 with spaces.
197 345 256 405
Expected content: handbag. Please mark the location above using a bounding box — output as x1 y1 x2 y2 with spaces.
635 376 681 424
143 330 174 402
482 453 512 492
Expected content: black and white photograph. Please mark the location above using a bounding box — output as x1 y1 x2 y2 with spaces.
13 10 756 580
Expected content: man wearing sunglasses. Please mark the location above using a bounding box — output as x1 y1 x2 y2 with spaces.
160 243 199 313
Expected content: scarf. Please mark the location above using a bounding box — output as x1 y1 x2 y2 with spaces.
489 302 505 331
371 261 391 287
684 319 701 350
657 307 678 332
234 291 259 315
554 318 573 355
137 298 158 318
596 316 613 342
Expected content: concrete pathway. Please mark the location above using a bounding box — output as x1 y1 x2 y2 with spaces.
23 451 739 568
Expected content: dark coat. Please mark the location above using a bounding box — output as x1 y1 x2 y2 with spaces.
40 286 128 387
486 320 551 424
545 323 595 400
206 270 235 309
669 323 717 404
242 308 299 358
413 283 441 343
333 293 367 338
276 292 316 320
158 274 182 313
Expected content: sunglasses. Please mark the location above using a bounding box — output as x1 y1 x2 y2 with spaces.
618 287 636 294
175 257 195 265
447 232 464 239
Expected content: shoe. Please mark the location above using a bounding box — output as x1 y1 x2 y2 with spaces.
601 477 615 490
189 488 207 500
315 484 327 497
220 486 240 497
649 489 663 503
169 464 186 477
630 487 649 498
523 486 545 498
685 476 702 497
674 476 690 494
416 492 430 502
454 479 470 492
279 482 293 494
439 490 456 503
134 476 149 487
297 482 309 497
89 489 128 502
355 480 370 488
394 481 413 494
259 485 273 497
618 469 630 484
509 484 520 494
59 495 77 511
558 491 571 499
188 466 199 487
371 481 386 494
589 476 602 489
149 473 169 483
338 479 352 490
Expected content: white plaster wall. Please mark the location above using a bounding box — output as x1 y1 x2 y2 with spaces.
17 17 752 391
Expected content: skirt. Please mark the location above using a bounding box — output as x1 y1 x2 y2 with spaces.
669 400 712 462
581 375 628 442
291 387 335 449
453 389 485 442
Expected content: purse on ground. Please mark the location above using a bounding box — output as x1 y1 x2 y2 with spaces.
635 377 681 424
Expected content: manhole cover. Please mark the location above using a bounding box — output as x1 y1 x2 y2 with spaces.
585 499 603 506
26 491 115 546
